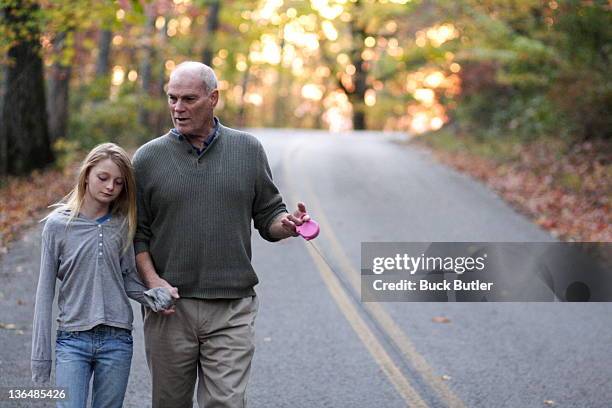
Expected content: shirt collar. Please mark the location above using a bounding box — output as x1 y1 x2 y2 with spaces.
170 117 219 147
96 213 112 224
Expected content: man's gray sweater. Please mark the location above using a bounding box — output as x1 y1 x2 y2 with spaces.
132 123 288 299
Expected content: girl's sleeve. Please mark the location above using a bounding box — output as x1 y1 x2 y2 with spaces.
120 243 149 305
120 243 172 311
31 222 60 383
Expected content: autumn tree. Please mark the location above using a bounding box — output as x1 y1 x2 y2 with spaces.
47 31 72 143
201 0 220 66
1 0 54 176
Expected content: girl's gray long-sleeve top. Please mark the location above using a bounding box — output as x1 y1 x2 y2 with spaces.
31 209 152 383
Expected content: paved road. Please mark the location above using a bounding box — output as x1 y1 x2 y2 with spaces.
1 129 610 407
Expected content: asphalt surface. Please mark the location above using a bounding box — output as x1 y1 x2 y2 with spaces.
1 129 610 407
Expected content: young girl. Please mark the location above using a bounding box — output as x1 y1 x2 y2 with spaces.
31 143 174 408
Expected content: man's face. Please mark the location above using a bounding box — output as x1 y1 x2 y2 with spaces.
167 71 218 136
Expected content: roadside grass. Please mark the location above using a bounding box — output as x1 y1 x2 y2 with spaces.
419 127 524 163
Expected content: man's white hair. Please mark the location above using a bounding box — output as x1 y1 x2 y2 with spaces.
172 61 218 93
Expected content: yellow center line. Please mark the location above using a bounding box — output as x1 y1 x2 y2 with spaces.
281 141 428 408
304 243 429 408
282 139 467 408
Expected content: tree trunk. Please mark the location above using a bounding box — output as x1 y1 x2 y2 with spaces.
96 29 113 76
1 1 54 176
201 1 221 66
273 35 287 127
139 8 156 129
349 5 367 130
47 31 72 143
237 69 250 128
352 110 366 130
0 63 6 176
348 57 368 130
154 16 170 135
157 16 169 96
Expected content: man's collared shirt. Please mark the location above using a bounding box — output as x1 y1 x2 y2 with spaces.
170 117 220 156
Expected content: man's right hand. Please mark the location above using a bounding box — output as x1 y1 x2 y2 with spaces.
136 252 180 315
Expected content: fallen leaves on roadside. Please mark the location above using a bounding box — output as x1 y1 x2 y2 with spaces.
419 139 611 242
0 164 79 253
432 316 451 324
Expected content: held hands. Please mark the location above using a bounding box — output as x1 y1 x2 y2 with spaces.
147 277 180 315
144 287 176 312
279 202 310 238
142 204 312 314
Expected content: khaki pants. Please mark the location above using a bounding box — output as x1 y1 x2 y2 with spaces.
143 296 258 408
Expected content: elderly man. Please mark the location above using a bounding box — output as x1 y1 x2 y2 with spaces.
133 61 309 407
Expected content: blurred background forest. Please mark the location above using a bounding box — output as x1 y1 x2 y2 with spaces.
0 0 610 244
1 0 610 174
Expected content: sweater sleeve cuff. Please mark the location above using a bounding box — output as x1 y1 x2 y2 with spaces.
261 208 289 242
31 360 51 383
134 241 150 255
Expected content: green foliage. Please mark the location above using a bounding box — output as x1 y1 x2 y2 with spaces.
71 77 111 103
454 89 565 140
0 0 46 64
445 0 611 140
2 0 122 65
4 0 610 149
420 126 523 162
52 137 81 170
551 69 612 140
68 94 150 151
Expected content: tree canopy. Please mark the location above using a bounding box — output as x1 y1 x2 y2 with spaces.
1 0 610 174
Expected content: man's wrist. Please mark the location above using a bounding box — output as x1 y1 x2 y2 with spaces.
144 275 164 289
268 214 294 240
135 252 164 289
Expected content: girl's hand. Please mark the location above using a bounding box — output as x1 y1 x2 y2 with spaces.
149 277 180 315
144 287 178 313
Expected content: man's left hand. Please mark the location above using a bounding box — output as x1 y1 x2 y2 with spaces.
272 202 310 239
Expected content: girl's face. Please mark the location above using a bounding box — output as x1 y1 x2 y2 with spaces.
85 158 125 206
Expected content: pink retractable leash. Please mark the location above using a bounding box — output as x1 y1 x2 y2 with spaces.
296 219 320 241
296 219 341 272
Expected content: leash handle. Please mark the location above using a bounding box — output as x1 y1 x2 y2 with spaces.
296 219 320 241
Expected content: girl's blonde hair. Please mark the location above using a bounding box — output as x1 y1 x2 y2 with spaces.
49 143 137 251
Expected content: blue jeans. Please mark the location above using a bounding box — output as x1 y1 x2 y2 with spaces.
55 325 133 408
